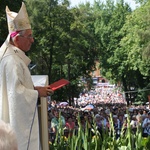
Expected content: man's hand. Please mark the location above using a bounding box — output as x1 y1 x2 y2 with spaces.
34 86 54 97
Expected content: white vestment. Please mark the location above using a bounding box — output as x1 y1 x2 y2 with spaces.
0 44 40 150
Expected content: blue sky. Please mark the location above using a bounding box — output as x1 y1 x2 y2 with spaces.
69 0 140 10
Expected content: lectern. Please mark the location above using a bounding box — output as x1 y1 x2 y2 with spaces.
31 75 49 150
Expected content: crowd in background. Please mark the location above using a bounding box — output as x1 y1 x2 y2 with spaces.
76 84 126 107
47 84 150 142
48 104 150 142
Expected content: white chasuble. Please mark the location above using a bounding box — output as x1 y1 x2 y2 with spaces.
0 44 40 150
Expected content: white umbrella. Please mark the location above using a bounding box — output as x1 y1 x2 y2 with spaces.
59 102 68 106
81 104 94 111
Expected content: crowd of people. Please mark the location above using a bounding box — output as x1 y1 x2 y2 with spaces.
75 84 126 107
0 1 148 149
0 2 53 150
47 84 150 143
48 104 150 143
48 103 150 143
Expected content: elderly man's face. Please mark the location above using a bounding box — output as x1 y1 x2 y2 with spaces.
15 29 34 52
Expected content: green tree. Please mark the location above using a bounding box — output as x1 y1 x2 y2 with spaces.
93 0 132 81
117 1 150 103
26 0 74 101
93 0 144 104
25 0 99 103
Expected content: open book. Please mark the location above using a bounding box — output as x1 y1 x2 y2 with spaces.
49 79 69 91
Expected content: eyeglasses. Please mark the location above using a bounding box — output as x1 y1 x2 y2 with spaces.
19 34 34 39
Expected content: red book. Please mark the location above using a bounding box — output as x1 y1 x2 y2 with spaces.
49 79 69 91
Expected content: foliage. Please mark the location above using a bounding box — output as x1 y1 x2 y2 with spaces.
117 1 150 103
93 0 132 82
92 0 150 104
1 0 150 104
25 0 99 103
49 112 150 150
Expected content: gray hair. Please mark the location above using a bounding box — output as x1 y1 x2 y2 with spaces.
0 120 18 150
18 30 26 36
10 30 26 42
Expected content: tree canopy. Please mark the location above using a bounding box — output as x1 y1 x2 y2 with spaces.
0 0 149 104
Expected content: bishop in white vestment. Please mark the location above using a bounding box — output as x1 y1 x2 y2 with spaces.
0 3 53 150
0 43 40 150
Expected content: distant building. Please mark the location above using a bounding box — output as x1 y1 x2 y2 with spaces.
91 61 101 77
91 61 107 83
